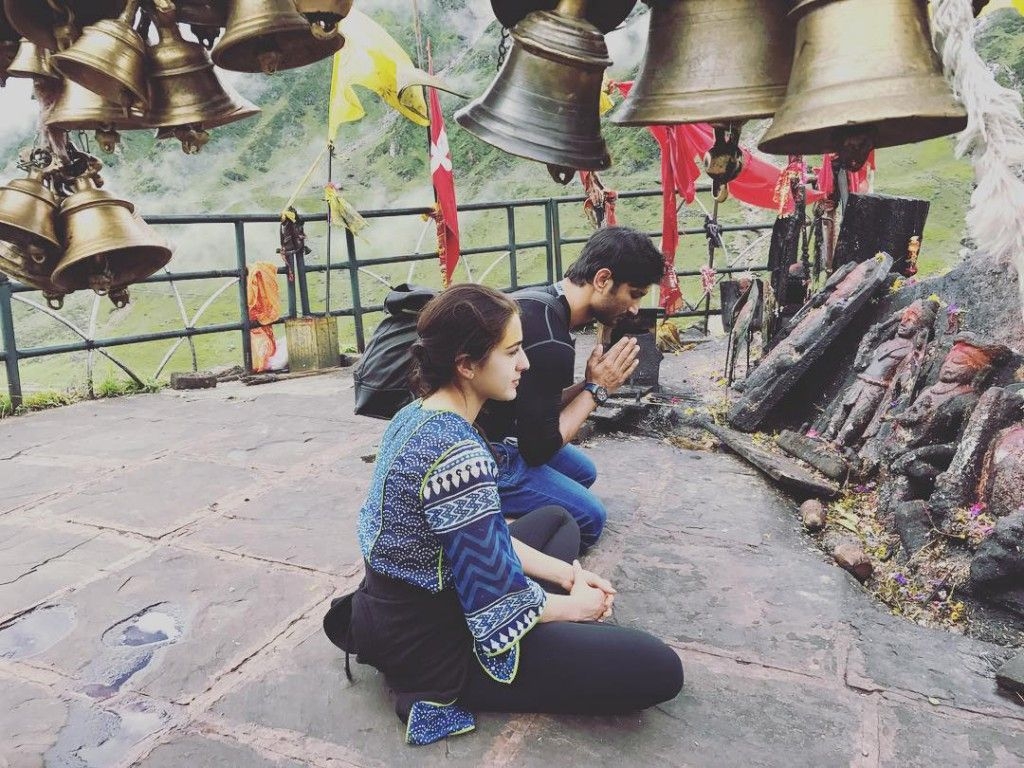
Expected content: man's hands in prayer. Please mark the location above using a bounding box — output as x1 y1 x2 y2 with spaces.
585 337 640 394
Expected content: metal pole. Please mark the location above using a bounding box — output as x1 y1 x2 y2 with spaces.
234 221 253 373
325 142 334 316
345 228 365 351
549 199 563 283
0 275 23 408
506 207 518 290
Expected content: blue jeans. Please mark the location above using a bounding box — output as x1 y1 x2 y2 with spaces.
492 441 607 551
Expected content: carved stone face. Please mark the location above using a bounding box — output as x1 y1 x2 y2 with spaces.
938 348 985 384
897 309 925 338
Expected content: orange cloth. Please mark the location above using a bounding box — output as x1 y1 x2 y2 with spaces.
246 262 282 372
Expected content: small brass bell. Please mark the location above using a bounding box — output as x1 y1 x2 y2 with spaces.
211 0 345 74
7 39 59 81
0 39 17 85
612 0 793 126
46 78 149 153
52 176 172 295
490 0 637 33
295 0 354 38
758 0 968 170
0 240 66 309
147 5 261 152
0 168 61 256
51 0 149 114
3 0 124 52
456 0 613 182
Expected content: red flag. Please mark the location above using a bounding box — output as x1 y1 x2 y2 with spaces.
427 51 460 287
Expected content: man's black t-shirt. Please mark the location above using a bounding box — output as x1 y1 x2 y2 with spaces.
477 285 574 466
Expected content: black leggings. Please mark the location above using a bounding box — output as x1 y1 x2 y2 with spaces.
466 506 685 715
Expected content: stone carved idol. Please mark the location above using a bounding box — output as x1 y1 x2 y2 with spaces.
877 333 1010 521
824 298 938 448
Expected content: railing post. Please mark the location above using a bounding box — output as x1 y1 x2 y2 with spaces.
234 221 253 373
549 199 563 283
506 207 519 290
345 228 365 352
0 275 23 408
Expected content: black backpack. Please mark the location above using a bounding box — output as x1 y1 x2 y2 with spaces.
352 284 565 420
353 284 438 419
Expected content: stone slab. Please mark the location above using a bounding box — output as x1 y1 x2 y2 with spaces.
15 547 328 704
20 414 203 463
181 473 366 574
0 520 144 619
0 673 68 766
708 424 840 499
0 457 111 516
996 650 1024 695
845 609 1022 717
504 653 866 768
878 696 1024 767
611 533 851 679
137 734 306 768
38 457 264 537
211 629 519 767
776 429 850 481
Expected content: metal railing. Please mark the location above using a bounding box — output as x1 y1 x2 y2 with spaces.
0 186 774 407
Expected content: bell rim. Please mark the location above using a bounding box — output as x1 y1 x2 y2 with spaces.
211 27 344 73
455 103 612 172
611 84 786 126
51 244 173 291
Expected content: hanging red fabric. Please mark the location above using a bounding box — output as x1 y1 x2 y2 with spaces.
427 46 460 287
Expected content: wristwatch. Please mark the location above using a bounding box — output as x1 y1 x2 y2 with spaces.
583 382 609 405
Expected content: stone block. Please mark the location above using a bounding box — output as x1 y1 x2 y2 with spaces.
169 372 218 390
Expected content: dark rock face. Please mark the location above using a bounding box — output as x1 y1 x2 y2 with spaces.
894 500 934 555
970 510 1024 618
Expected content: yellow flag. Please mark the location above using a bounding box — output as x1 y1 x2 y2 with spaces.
977 0 1024 14
328 9 430 136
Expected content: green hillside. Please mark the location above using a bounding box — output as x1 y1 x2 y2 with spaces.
2 4 1021 399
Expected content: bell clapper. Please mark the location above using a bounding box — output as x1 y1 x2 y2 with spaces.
109 286 130 308
44 292 65 310
257 49 283 75
173 125 210 155
547 165 577 185
95 128 122 154
834 127 876 172
190 25 221 50
306 14 341 40
703 123 745 200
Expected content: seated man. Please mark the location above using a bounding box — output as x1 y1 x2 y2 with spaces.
477 226 664 551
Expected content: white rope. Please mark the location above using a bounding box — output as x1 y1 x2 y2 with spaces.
932 0 1024 320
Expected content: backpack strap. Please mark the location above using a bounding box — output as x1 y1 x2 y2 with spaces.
512 286 570 327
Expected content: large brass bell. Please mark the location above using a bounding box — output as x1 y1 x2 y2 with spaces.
295 0 354 39
758 0 968 170
456 0 612 182
0 240 66 309
490 0 638 33
52 176 172 296
0 168 61 256
51 0 149 114
7 39 59 80
3 0 124 52
612 0 793 126
147 6 261 153
0 39 16 85
211 0 345 74
46 78 149 153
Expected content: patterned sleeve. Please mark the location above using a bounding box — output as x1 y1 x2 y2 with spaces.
421 439 546 663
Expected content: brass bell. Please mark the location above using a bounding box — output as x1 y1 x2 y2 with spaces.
46 78 149 153
176 0 229 26
51 0 149 114
0 39 16 85
490 0 637 33
295 0 354 38
147 6 260 151
52 176 172 295
211 0 345 74
0 240 67 309
0 168 61 256
7 39 59 80
3 0 124 52
612 0 793 126
455 0 612 181
758 0 968 170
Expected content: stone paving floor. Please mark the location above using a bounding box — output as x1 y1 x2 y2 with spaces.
2 348 1023 767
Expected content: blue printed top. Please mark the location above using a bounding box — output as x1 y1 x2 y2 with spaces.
357 400 546 744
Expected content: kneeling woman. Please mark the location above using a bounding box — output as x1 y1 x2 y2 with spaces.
337 284 683 745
